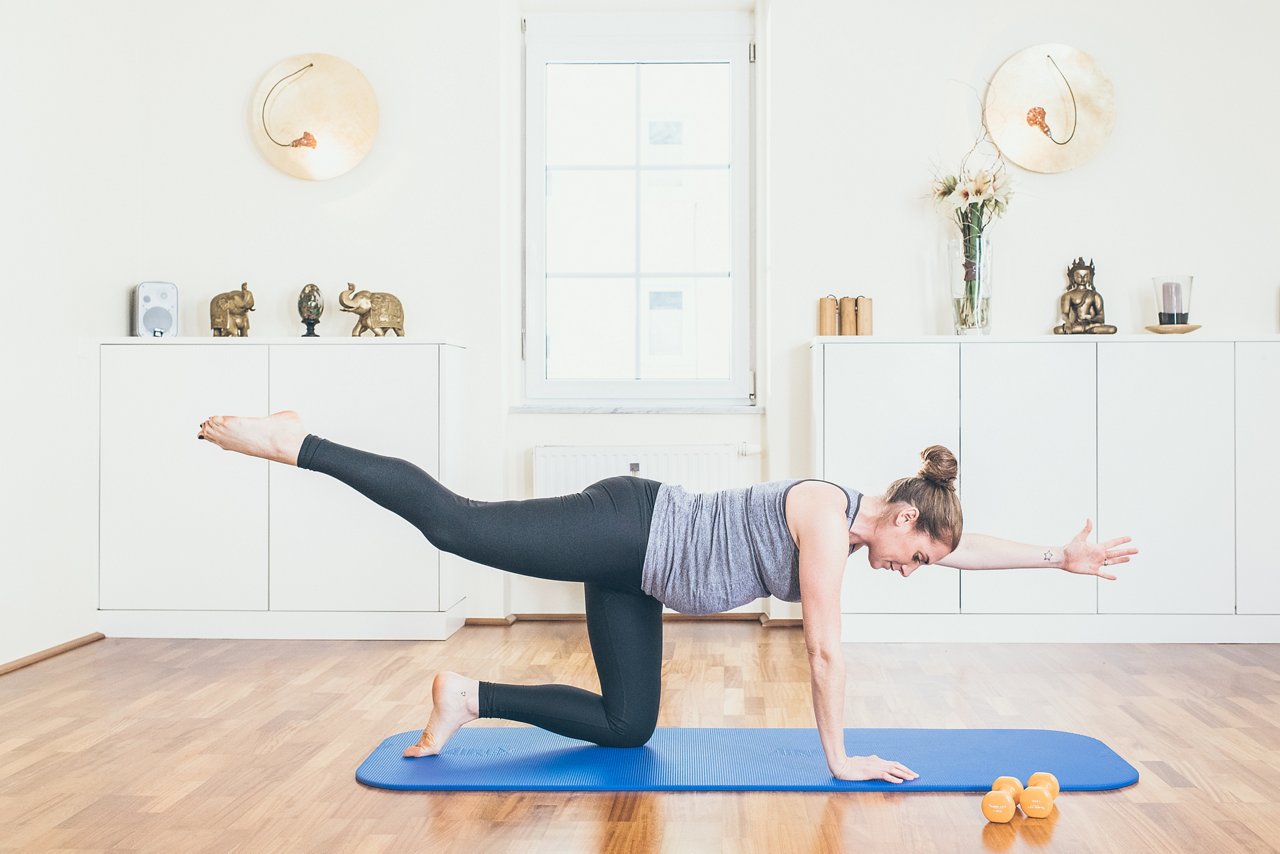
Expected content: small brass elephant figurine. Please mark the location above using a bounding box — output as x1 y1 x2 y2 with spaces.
210 282 256 337
339 282 404 337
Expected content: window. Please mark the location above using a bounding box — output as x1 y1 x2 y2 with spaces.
523 13 755 405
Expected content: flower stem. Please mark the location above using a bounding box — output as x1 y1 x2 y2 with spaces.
959 207 985 329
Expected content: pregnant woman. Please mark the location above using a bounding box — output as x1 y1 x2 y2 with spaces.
198 411 1135 783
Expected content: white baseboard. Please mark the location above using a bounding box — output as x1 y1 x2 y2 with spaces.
840 613 1280 643
98 599 467 640
95 606 1279 643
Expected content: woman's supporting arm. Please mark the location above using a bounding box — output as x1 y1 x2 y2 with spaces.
939 518 1137 580
793 484 917 783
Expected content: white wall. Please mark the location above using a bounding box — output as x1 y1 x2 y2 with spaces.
0 2 139 664
763 0 1280 480
1 0 513 661
3 0 1277 658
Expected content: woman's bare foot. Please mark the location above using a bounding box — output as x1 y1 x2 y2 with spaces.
403 671 480 758
197 410 308 466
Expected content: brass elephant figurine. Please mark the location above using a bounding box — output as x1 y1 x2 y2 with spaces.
210 282 255 337
339 282 404 337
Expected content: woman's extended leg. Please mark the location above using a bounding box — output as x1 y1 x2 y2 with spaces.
198 414 665 748
288 433 667 749
293 433 658 589
200 415 657 587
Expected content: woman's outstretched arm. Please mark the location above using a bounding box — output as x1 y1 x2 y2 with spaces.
938 518 1137 581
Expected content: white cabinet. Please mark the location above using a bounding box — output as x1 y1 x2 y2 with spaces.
959 343 1098 614
100 344 270 610
268 345 442 612
98 339 465 639
812 337 1280 641
818 342 960 613
1097 343 1235 615
1237 343 1280 614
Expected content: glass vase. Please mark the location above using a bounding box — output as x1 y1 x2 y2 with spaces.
948 234 992 335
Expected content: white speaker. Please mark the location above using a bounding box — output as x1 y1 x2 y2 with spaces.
132 282 180 337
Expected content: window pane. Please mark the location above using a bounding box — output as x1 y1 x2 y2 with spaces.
637 278 732 380
546 64 636 166
526 16 751 401
640 63 732 166
546 171 635 274
546 278 637 380
639 169 732 274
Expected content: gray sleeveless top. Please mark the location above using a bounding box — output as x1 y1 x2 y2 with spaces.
640 479 862 615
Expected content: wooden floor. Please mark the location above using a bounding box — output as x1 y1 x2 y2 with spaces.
1 623 1278 853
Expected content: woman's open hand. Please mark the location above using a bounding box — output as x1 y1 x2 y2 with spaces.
834 754 919 783
1062 518 1137 581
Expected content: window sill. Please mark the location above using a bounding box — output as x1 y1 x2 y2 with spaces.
510 403 764 415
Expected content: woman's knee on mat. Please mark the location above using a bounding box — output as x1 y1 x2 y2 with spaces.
599 708 658 748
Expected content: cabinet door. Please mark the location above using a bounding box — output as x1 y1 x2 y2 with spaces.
100 344 269 610
1237 342 1280 614
268 344 441 611
822 343 960 613
436 345 467 612
1097 342 1234 614
960 343 1098 613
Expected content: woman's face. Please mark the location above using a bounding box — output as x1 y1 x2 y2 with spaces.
865 507 951 578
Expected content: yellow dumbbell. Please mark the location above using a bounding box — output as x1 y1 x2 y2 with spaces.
982 772 1060 823
1018 772 1060 819
992 775 1024 802
1027 771 1060 800
1018 785 1053 818
981 775 1025 823
981 789 1017 823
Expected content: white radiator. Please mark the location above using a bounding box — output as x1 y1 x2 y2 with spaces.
533 444 753 497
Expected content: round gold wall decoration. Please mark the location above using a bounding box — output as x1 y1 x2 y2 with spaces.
984 44 1115 174
251 53 379 181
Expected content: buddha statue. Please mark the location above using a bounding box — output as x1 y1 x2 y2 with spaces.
1054 257 1117 334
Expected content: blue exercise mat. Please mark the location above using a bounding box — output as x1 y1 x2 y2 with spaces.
356 727 1138 792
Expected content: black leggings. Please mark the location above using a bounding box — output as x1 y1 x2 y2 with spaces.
297 434 665 748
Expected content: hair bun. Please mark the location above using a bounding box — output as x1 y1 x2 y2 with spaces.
918 445 958 489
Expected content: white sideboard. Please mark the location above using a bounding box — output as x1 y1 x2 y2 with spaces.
1237 343 1280 614
812 336 1280 642
98 338 466 639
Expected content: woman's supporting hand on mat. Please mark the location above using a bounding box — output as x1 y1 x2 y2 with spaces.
834 753 919 783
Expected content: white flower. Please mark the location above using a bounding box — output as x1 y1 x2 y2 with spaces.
932 175 959 205
970 170 994 200
931 149 1013 231
950 182 975 210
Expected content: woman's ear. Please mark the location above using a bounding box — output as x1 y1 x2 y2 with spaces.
896 505 920 527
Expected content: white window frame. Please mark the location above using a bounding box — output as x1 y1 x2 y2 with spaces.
523 13 755 406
